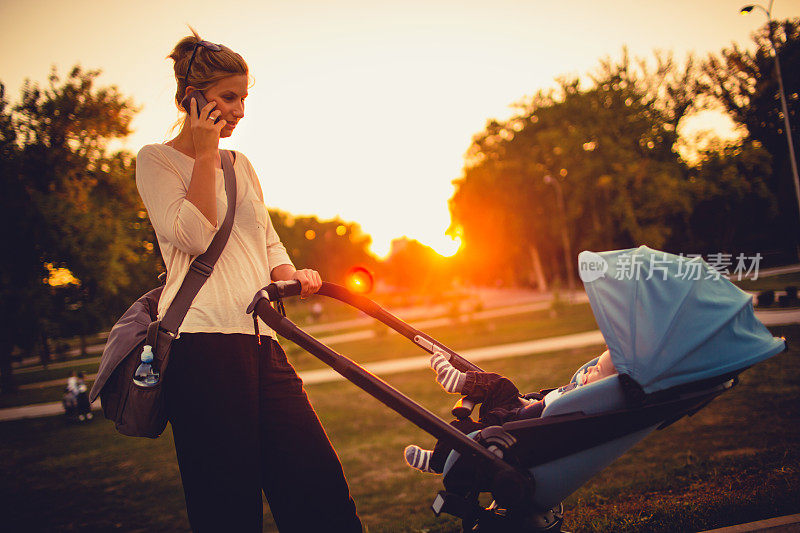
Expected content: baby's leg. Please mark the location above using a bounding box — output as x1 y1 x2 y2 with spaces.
429 418 484 473
404 445 434 472
404 418 483 474
431 351 466 393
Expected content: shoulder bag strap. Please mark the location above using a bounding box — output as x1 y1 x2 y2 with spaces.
160 149 237 334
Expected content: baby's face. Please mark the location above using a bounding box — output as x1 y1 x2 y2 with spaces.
579 350 617 385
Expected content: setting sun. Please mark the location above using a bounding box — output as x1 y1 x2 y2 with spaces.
430 235 462 258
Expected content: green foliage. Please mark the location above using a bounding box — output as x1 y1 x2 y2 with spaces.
450 23 800 287
450 49 697 286
681 139 777 253
0 82 44 389
269 211 377 285
380 237 455 293
701 18 800 254
0 66 160 391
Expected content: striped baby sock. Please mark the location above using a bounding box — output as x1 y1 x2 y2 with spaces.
404 444 434 473
431 351 466 393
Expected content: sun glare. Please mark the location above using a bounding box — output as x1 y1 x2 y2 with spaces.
45 263 79 287
367 231 462 260
432 236 462 257
345 266 374 294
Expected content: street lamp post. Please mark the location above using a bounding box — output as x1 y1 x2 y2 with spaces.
544 175 575 294
741 1 800 249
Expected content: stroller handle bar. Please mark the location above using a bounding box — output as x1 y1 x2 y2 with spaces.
248 284 531 505
250 280 483 373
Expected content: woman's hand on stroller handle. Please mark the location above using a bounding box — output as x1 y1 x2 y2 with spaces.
263 280 303 301
260 272 320 300
291 268 322 298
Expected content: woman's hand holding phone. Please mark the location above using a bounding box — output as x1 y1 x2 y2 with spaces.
188 95 226 159
181 92 225 227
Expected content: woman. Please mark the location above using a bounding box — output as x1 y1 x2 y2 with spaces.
135 31 362 532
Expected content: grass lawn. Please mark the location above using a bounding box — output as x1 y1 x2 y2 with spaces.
283 302 597 371
1 322 798 532
11 331 108 366
13 360 102 387
0 303 598 409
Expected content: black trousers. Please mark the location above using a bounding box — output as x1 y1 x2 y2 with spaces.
165 333 362 532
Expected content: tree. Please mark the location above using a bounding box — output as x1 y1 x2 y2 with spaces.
269 211 377 286
0 66 159 392
449 49 698 286
680 139 776 254
701 18 800 255
0 84 42 391
380 237 455 293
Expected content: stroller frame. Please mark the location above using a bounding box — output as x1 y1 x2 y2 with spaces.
248 281 745 532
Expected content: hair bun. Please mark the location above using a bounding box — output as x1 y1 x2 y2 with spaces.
167 29 249 112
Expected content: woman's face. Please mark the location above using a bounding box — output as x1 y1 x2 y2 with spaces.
200 74 249 138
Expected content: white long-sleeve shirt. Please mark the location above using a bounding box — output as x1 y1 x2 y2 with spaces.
135 143 293 336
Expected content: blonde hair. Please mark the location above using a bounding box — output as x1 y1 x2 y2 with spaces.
167 27 249 111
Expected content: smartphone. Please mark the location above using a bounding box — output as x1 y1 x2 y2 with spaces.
180 90 222 123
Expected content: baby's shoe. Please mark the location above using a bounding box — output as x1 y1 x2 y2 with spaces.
404 445 434 473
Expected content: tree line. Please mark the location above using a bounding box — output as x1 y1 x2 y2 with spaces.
0 20 797 391
448 19 800 288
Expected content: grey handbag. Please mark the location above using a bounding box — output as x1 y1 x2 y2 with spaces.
89 149 237 438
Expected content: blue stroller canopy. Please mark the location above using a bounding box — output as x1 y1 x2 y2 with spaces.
579 246 785 395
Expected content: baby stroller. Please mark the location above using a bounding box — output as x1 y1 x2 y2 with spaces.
247 246 787 532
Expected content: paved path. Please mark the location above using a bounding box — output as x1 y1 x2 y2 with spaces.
755 308 800 326
758 264 800 277
302 297 586 347
300 330 605 385
3 306 799 423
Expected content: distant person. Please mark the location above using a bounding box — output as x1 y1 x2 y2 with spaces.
311 301 324 323
133 29 361 531
65 370 92 422
74 371 92 421
66 370 79 397
62 371 78 420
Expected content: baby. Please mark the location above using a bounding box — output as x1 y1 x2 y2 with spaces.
404 350 617 473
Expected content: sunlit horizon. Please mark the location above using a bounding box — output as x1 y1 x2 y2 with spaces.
1 0 787 260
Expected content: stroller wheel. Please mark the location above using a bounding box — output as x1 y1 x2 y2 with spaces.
468 501 564 532
524 502 564 532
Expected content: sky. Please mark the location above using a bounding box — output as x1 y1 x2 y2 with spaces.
1 0 798 257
